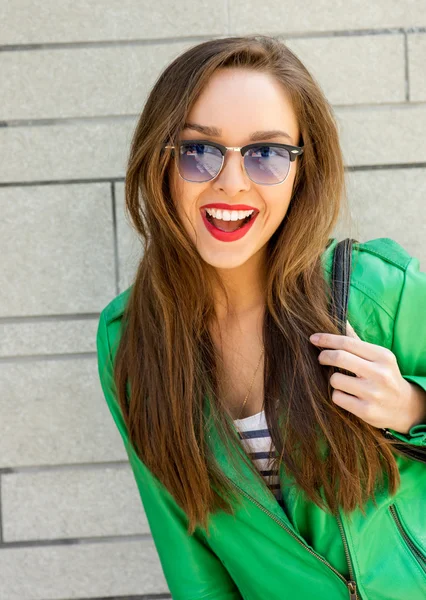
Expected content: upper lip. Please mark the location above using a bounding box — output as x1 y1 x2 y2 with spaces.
200 203 259 212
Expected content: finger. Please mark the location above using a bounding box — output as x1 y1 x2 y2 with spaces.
318 348 376 378
329 370 370 397
330 388 365 417
310 331 381 362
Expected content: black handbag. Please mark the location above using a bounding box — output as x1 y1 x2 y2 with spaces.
330 237 426 464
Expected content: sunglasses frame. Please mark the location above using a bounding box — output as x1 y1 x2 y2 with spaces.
162 138 304 185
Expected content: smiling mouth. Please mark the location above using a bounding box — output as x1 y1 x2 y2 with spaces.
204 209 254 232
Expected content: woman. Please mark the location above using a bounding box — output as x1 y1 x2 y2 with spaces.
96 35 426 599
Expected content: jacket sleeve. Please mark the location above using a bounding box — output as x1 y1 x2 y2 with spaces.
96 311 243 600
387 255 426 446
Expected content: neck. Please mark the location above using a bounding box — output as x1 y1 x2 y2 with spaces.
213 250 267 321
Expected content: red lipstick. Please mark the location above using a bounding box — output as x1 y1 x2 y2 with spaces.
200 207 259 242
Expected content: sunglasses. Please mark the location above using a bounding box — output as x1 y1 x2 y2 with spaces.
163 139 304 186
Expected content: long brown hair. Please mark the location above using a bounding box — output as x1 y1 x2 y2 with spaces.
113 35 401 535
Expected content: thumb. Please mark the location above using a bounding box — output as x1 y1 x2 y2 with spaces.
346 320 361 339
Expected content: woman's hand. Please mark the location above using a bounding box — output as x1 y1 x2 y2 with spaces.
309 321 426 434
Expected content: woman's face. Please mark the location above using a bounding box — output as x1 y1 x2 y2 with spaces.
169 68 301 270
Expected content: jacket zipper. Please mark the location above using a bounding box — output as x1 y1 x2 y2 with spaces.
227 478 359 599
336 512 358 599
389 504 426 573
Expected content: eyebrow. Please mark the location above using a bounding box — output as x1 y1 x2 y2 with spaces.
182 122 294 144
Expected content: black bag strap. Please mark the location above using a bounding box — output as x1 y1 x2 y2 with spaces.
331 238 426 464
330 237 355 335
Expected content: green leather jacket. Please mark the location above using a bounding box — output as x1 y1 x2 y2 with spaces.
96 237 426 600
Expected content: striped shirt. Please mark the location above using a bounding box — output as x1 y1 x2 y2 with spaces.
233 409 284 507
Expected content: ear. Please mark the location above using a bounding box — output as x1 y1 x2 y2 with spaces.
346 320 361 339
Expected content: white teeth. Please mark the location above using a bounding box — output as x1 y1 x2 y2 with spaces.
205 208 254 221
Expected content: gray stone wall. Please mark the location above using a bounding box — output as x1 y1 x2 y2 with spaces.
1 2 425 598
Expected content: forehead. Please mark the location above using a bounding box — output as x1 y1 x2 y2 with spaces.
185 69 300 144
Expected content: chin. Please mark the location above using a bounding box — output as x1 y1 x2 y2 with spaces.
198 246 256 270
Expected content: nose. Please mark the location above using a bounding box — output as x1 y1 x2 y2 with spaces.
211 149 251 195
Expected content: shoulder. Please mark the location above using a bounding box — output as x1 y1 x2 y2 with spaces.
323 236 418 321
96 285 133 360
352 237 412 270
100 285 133 325
98 237 417 332
322 236 412 273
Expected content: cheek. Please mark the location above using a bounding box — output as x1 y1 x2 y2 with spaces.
270 165 297 217
262 186 293 224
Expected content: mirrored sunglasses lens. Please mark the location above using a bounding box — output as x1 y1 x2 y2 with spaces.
245 146 290 184
178 142 222 182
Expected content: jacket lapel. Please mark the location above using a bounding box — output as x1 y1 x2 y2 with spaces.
204 396 292 524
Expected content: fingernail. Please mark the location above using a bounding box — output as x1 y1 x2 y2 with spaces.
310 334 320 343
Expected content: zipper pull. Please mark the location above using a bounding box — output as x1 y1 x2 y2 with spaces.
347 581 357 599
